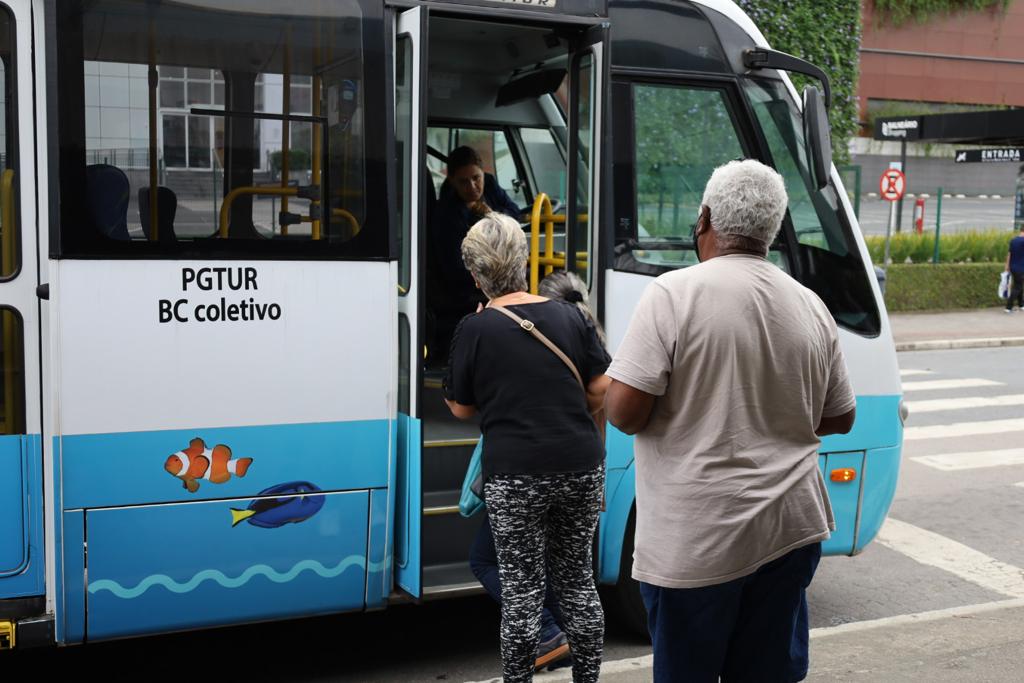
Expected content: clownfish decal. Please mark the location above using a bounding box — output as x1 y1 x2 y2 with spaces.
164 438 253 493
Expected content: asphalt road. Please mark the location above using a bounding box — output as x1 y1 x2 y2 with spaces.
856 196 1017 235
6 347 1024 681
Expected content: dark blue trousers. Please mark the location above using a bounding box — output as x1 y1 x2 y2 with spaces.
469 515 564 642
640 542 821 683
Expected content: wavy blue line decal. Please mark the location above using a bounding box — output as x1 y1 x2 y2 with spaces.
89 555 382 599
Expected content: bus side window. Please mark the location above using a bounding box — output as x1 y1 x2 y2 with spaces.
519 128 566 210
615 83 747 275
55 1 385 258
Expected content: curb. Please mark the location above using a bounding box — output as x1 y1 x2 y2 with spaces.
896 336 1024 352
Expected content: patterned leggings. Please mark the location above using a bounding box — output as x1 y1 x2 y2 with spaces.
484 467 605 683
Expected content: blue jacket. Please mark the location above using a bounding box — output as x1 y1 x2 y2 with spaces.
1010 235 1024 273
430 174 523 304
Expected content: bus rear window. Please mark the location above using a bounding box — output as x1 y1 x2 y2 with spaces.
53 0 385 259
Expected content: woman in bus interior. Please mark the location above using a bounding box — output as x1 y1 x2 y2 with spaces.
429 146 523 360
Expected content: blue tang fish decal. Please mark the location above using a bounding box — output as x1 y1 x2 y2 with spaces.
230 481 325 529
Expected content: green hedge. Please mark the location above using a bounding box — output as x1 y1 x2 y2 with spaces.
865 230 1014 264
884 263 1005 311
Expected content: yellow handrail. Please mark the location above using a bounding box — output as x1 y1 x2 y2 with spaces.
528 193 588 293
219 185 297 237
219 185 361 238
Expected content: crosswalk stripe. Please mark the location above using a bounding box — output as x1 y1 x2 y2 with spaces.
875 518 1024 598
905 394 1024 414
899 369 933 377
905 417 1024 440
902 378 1003 392
1015 482 1024 489
911 449 1024 471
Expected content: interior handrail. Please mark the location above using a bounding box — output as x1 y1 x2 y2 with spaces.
528 193 588 292
218 185 297 238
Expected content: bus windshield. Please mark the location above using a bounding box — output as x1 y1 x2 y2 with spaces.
743 77 881 337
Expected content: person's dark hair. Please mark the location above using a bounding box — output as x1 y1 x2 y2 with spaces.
447 146 484 174
538 270 606 346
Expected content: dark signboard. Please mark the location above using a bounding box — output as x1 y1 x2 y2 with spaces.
873 116 922 141
423 0 608 16
954 148 1024 163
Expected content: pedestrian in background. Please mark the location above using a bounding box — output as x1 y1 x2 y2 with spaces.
605 159 856 682
1004 225 1024 312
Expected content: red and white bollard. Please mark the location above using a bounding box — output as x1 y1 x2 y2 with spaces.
913 197 926 235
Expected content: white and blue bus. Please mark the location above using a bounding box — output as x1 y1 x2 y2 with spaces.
0 0 903 648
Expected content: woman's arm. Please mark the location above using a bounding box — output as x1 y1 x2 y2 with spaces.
444 398 477 420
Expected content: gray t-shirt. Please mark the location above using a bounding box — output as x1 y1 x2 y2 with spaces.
607 255 855 589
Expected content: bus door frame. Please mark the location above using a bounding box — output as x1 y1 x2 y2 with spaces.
0 0 46 611
393 4 428 600
565 22 608 305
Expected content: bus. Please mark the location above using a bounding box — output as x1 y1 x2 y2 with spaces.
0 0 903 648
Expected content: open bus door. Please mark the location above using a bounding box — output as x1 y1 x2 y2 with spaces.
0 0 45 636
393 5 427 600
392 2 608 601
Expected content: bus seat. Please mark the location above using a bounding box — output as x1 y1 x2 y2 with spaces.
138 186 178 242
85 164 131 241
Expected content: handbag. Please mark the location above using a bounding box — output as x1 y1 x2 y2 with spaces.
458 439 486 518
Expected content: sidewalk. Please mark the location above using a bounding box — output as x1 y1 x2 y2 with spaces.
890 308 1024 351
524 600 1024 683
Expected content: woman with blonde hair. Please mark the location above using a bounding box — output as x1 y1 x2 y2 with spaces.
444 213 609 683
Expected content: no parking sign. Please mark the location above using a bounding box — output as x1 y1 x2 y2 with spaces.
880 169 906 202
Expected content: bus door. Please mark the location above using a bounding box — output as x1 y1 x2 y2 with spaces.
393 5 427 599
392 3 609 600
0 0 45 620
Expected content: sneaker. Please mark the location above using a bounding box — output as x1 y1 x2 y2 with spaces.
534 632 571 671
1006 309 1014 314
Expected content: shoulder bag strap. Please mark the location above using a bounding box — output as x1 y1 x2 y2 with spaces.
490 305 585 391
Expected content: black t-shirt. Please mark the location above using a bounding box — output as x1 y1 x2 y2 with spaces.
444 300 611 479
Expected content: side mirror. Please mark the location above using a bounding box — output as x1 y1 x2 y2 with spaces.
803 86 832 191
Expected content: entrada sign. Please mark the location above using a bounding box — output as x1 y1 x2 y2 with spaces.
955 148 1024 163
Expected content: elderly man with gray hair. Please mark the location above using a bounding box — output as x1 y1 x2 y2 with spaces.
605 159 856 682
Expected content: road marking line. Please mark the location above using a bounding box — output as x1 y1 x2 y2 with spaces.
810 598 1024 638
905 394 1024 414
463 599 1024 682
902 378 1002 392
1015 482 1024 488
899 369 933 377
875 518 1024 598
911 448 1024 471
904 417 1024 441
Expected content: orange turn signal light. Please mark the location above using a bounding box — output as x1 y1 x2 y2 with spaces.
830 468 857 483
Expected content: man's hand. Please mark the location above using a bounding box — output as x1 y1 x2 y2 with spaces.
605 380 657 435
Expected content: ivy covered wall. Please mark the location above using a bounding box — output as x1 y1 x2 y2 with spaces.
873 0 1010 25
735 1 862 164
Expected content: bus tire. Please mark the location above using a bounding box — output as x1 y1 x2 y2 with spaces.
609 507 649 639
